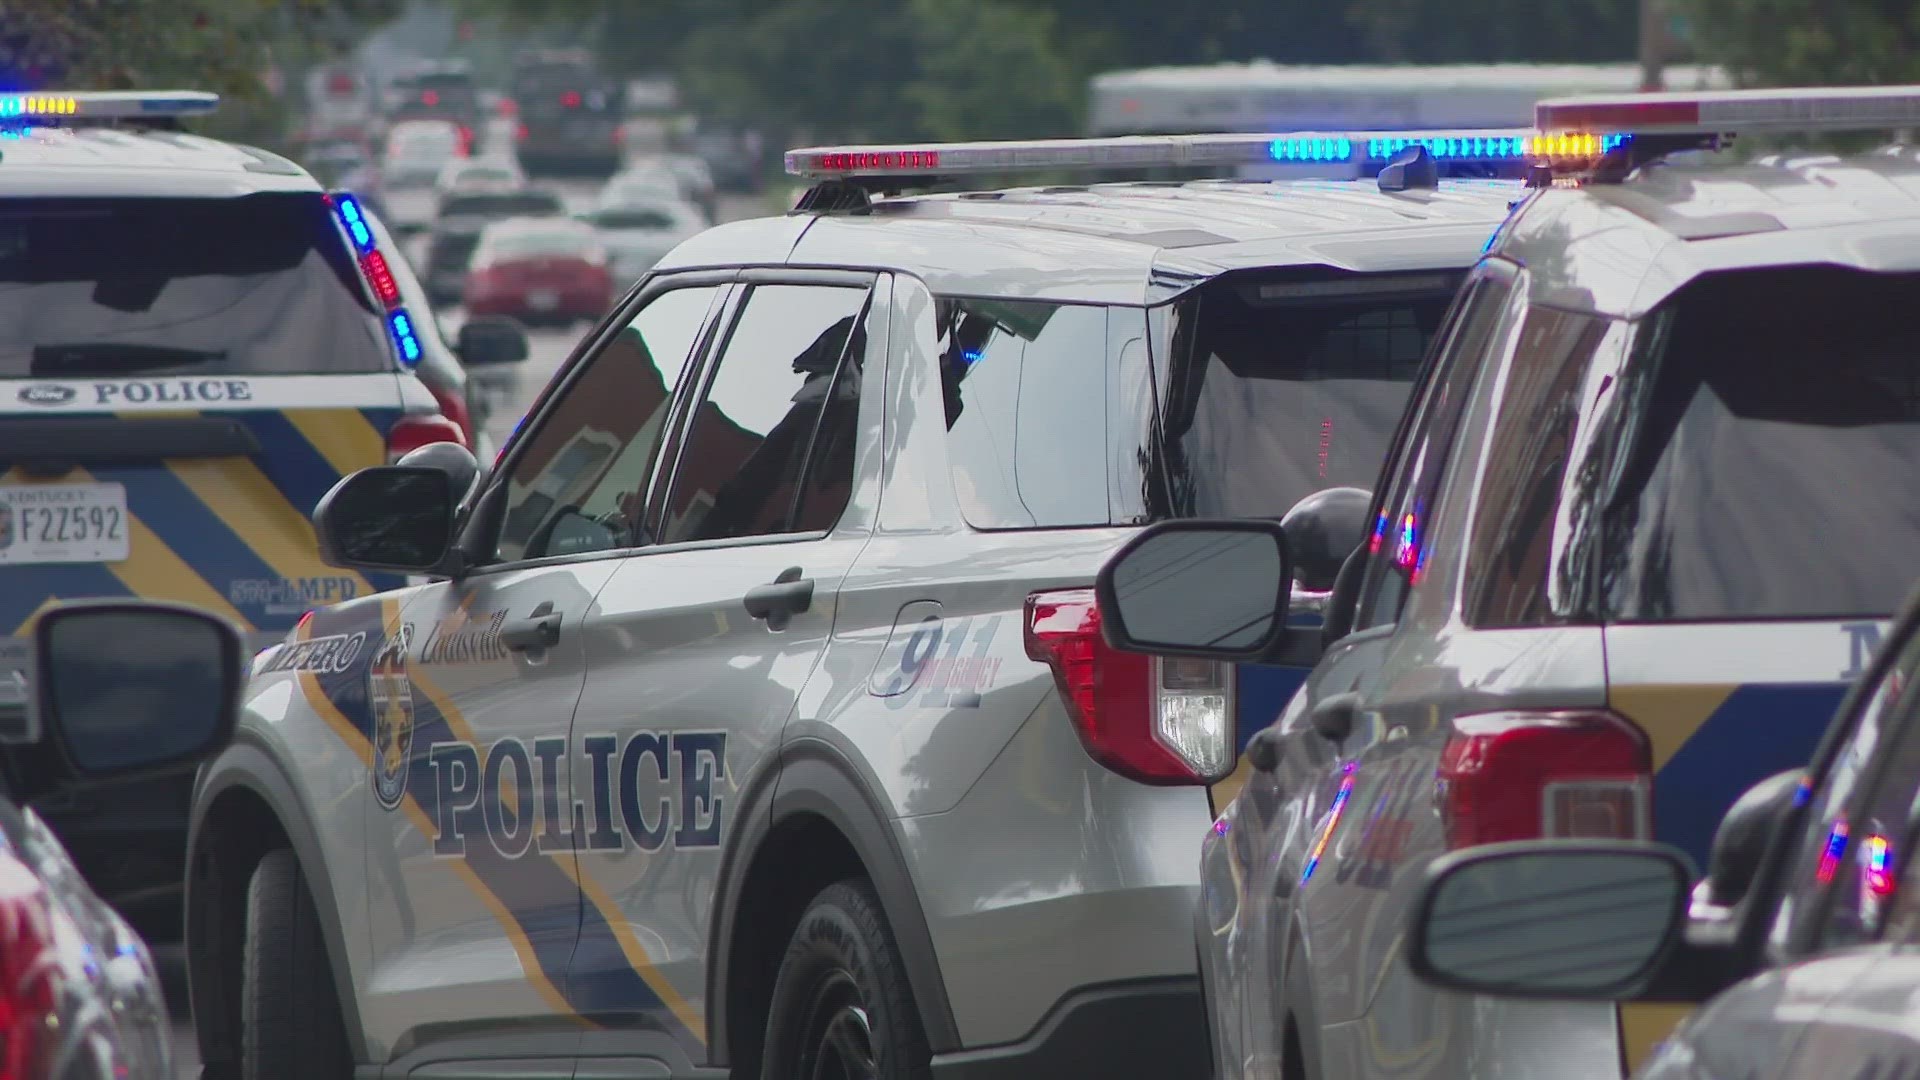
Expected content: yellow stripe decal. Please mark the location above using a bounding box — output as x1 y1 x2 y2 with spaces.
1608 684 1739 770
283 408 388 479
164 455 375 599
1620 1002 1693 1073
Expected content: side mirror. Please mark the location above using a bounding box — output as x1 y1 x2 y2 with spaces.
31 601 243 780
313 466 456 572
1094 519 1292 660
456 317 530 367
1695 768 1805 917
1407 841 1695 1000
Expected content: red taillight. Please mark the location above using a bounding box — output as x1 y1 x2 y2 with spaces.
516 122 529 142
425 381 477 449
562 90 582 108
421 90 440 106
0 854 57 1080
1023 588 1235 785
456 125 474 156
386 413 467 463
1436 710 1652 849
360 251 401 309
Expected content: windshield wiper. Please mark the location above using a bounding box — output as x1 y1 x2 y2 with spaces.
31 343 228 377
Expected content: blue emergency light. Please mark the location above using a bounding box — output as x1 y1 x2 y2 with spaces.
330 193 377 255
0 91 218 123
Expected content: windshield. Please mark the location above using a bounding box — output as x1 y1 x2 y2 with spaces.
596 208 686 231
1146 271 1464 520
0 193 389 378
1602 266 1920 621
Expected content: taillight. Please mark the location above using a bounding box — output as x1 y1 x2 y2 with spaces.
1023 588 1234 785
1435 710 1651 849
359 250 401 308
456 125 474 156
387 413 467 463
516 122 529 142
0 854 57 1079
425 381 477 449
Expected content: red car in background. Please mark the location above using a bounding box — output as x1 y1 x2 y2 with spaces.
463 217 613 327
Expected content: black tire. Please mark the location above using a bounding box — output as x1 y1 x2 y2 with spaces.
242 849 352 1080
761 879 931 1080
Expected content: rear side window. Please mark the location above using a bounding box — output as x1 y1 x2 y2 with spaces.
440 193 563 219
0 193 390 378
1602 267 1920 622
936 298 1110 529
1147 271 1464 522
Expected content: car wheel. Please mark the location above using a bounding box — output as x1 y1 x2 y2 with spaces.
243 849 352 1080
761 879 931 1080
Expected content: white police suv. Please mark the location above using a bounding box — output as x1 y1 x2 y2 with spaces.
183 127 1567 1080
0 90 511 945
1092 84 1920 1080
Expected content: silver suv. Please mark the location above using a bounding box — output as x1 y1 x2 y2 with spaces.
183 131 1530 1080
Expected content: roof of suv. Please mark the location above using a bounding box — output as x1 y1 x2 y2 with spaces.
0 125 317 198
1497 149 1920 318
657 176 1523 304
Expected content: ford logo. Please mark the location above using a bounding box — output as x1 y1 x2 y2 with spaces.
16 385 74 406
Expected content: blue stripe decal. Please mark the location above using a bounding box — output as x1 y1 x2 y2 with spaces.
570 904 704 1050
86 464 284 617
237 411 352 521
362 406 403 439
0 562 131 632
1655 682 1844 867
1236 663 1312 753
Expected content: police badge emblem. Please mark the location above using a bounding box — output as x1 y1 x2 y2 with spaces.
369 630 414 810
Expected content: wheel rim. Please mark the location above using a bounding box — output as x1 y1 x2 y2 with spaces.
796 968 876 1080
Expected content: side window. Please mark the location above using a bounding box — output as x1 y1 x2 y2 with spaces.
1352 266 1517 631
494 283 720 562
936 298 1110 529
1771 627 1920 953
656 283 869 543
1461 309 1617 629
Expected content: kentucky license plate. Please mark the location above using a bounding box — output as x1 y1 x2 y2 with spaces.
0 483 130 564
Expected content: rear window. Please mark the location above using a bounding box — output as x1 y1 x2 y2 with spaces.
1602 267 1920 622
440 192 562 219
0 193 390 378
1144 271 1464 520
483 226 594 261
596 208 678 230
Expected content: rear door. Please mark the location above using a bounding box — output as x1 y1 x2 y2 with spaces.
1602 265 1920 1069
0 190 410 658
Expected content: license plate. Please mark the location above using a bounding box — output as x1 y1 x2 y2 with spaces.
528 290 559 311
0 483 130 564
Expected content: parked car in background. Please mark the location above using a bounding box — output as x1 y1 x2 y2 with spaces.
422 187 567 303
510 49 624 176
688 123 763 192
303 137 375 190
383 60 481 153
463 216 613 327
5 599 245 1080
380 120 468 234
434 158 525 199
581 196 706 284
639 153 718 220
360 203 529 460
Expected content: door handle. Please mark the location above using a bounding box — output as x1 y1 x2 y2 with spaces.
744 567 813 631
500 600 562 651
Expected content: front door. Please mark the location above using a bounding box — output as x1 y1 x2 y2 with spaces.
567 271 882 1072
359 273 731 1066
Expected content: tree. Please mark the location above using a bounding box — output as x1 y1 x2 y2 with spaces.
0 0 401 146
1673 0 1920 86
1346 0 1635 63
905 0 1080 141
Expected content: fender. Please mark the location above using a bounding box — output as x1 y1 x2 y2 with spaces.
185 736 369 1064
706 736 960 1063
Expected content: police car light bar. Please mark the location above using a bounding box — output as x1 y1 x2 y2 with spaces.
785 128 1627 179
1536 84 1920 138
0 90 220 121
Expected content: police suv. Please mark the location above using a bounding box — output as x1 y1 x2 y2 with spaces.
0 91 505 940
183 128 1567 1080
1089 85 1920 1080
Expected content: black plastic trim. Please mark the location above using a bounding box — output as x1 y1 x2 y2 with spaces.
706 738 960 1063
0 416 260 468
928 976 1208 1080
186 738 369 1064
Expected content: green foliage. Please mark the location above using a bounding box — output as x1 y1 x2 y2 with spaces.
1672 0 1920 86
0 0 400 148
1349 0 1636 62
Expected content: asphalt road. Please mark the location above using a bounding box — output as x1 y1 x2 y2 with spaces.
161 179 773 1078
